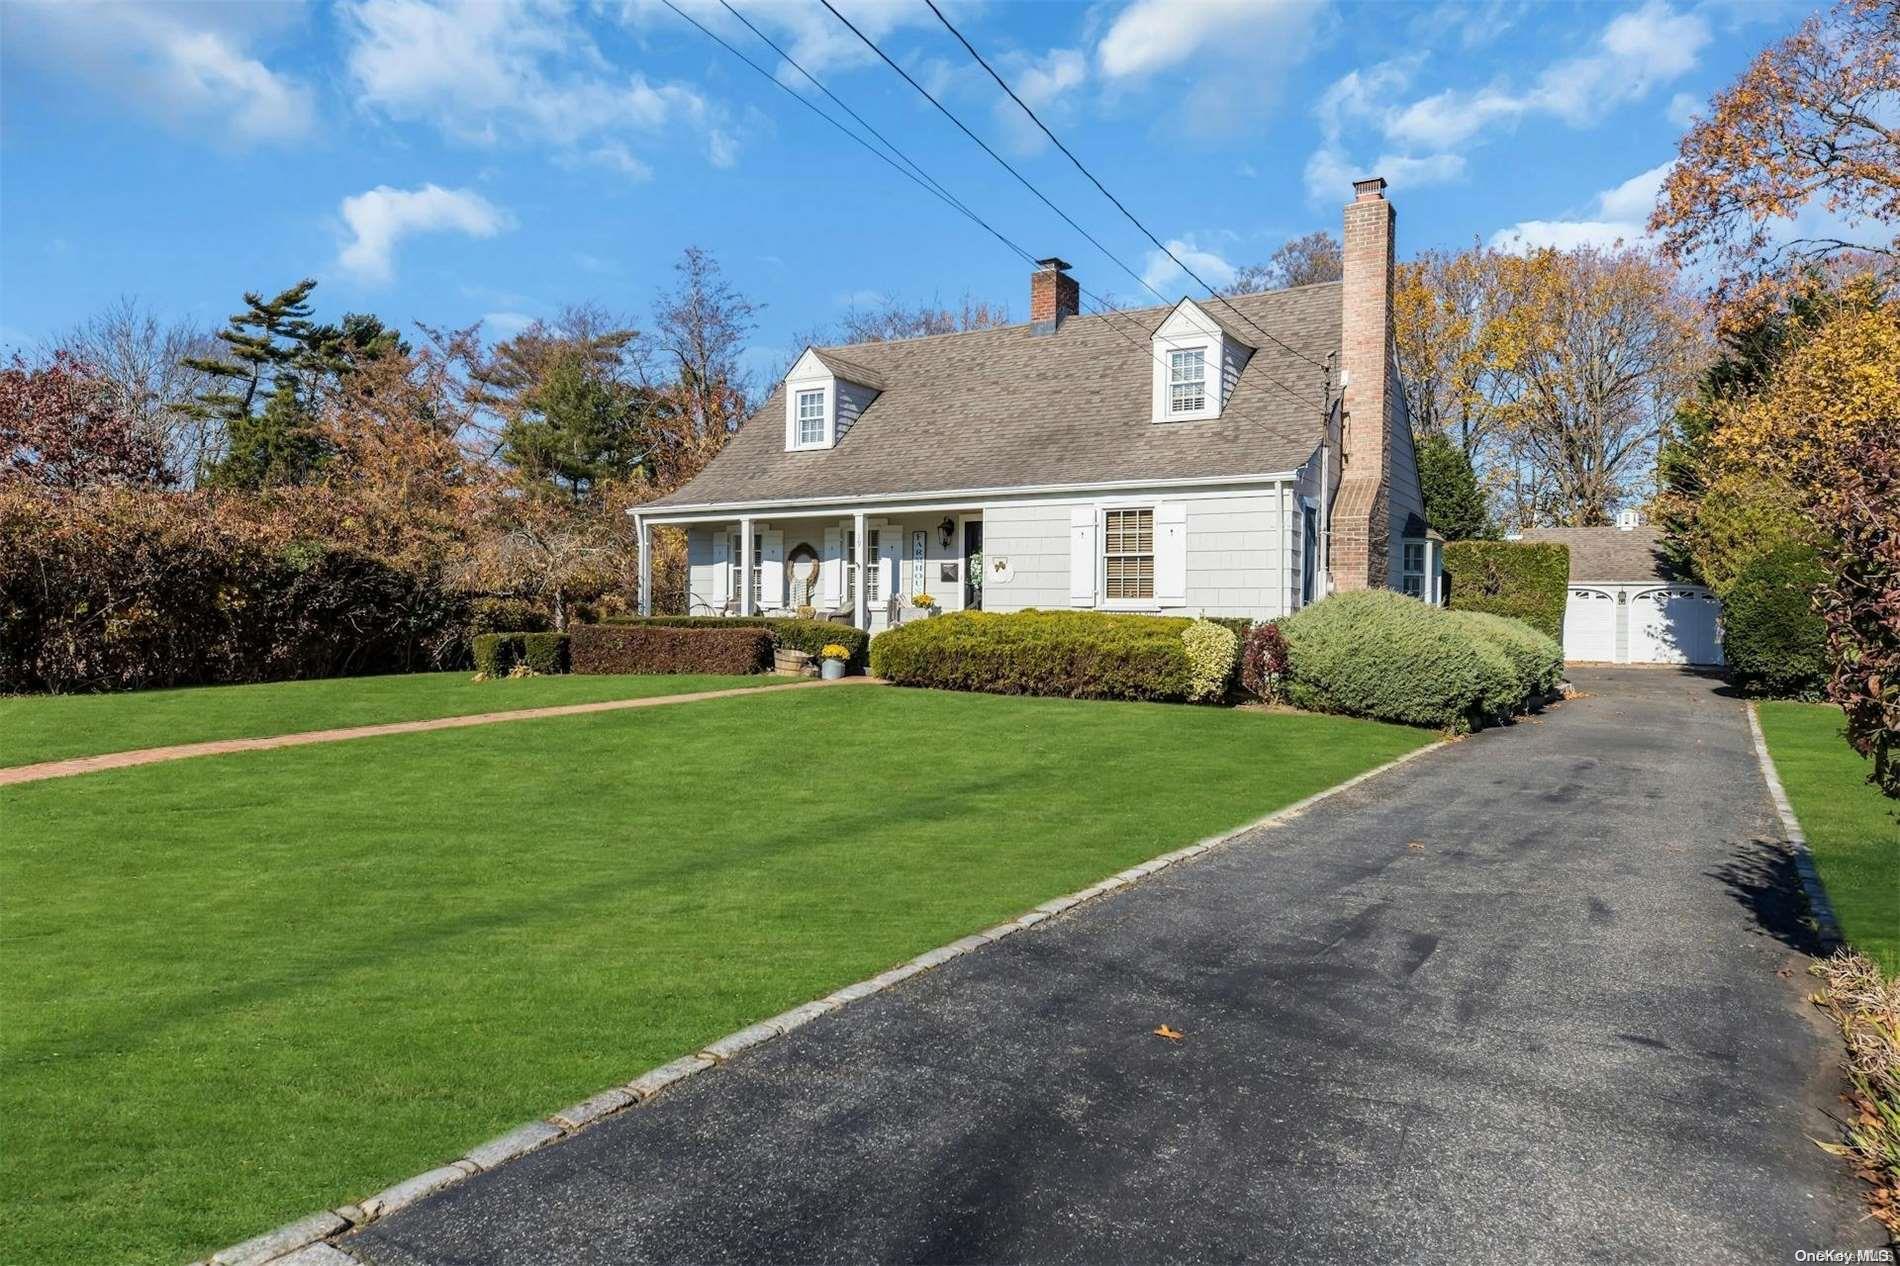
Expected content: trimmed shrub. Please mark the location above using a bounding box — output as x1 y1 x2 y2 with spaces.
869 609 1193 701
1203 616 1254 640
1182 619 1241 701
602 615 869 672
1446 610 1564 698
1240 621 1291 701
1280 590 1548 731
472 632 570 676
1443 540 1570 642
570 623 772 676
1724 542 1828 699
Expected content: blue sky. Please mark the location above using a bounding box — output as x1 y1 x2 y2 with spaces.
0 0 1804 381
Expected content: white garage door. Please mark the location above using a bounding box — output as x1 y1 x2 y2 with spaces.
1562 587 1617 662
1629 587 1723 665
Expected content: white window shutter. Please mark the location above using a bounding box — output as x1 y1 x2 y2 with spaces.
710 534 730 605
760 530 784 609
876 536 898 600
1155 502 1188 606
1070 506 1096 606
822 528 842 606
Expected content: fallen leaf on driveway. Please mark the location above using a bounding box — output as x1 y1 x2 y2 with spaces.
1154 1025 1184 1041
1407 841 1426 852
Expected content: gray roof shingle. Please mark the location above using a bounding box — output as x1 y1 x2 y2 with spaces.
646 284 1340 509
1517 525 1684 583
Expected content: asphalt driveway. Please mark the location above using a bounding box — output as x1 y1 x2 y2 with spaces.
350 669 1876 1264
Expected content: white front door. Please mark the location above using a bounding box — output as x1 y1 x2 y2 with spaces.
1563 587 1617 662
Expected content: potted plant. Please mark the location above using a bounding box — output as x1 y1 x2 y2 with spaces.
911 592 938 615
819 642 850 679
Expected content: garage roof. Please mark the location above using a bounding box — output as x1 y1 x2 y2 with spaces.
1517 525 1684 583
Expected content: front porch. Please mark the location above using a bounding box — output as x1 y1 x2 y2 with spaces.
634 506 985 634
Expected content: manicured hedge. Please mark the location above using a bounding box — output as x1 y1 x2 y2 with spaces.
472 632 570 676
569 624 772 676
466 597 552 640
1724 543 1828 699
869 610 1194 701
1443 540 1570 642
602 616 869 672
1281 590 1557 731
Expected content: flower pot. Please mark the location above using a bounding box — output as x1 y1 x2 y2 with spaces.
821 658 845 680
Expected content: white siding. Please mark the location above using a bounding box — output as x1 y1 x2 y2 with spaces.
835 378 877 444
685 527 727 615
982 503 1072 612
1384 363 1426 587
1185 494 1282 619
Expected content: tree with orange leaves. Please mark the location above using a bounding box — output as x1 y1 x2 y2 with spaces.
1651 0 1899 317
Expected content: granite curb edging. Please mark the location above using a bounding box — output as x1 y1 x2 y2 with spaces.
1743 701 1845 952
190 733 1448 1266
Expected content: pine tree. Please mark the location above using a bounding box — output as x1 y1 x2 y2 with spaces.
1417 430 1494 541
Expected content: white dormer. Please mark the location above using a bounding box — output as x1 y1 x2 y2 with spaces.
782 347 884 452
1150 298 1252 425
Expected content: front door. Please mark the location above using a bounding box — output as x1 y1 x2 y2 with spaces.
963 519 983 610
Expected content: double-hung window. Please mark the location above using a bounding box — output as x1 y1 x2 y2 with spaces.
1103 508 1155 601
795 389 826 447
1402 540 1427 599
844 530 880 604
1168 348 1206 416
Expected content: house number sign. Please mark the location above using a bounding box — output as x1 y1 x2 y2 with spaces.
911 530 927 594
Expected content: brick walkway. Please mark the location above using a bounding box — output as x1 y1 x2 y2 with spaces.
0 677 886 787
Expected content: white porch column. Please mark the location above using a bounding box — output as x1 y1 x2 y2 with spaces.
636 515 652 616
852 509 868 631
738 516 755 616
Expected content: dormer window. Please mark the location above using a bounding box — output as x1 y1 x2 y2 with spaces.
1150 298 1250 425
1169 349 1207 415
795 389 826 446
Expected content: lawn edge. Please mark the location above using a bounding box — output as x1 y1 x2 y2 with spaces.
194 729 1444 1266
1745 701 1845 953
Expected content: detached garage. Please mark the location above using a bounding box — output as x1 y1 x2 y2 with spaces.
1518 522 1724 666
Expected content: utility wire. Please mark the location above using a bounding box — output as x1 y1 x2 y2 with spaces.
665 0 1320 417
922 0 1331 381
819 0 1321 411
659 0 1189 374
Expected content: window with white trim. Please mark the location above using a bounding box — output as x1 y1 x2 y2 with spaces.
1168 348 1206 416
1402 540 1426 599
1103 508 1155 601
844 530 880 604
795 389 826 446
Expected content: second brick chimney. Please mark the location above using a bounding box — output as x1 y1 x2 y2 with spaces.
1030 258 1079 334
1332 176 1395 591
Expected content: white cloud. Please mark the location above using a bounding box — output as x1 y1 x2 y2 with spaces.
1666 90 1703 129
344 0 738 169
1384 1 1710 149
1141 238 1239 294
337 184 513 285
1094 0 1326 132
483 311 535 338
1 1 314 145
1304 56 1464 202
1490 160 1672 252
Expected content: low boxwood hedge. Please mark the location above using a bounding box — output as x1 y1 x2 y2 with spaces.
1281 591 1556 731
602 616 869 672
570 624 772 676
472 631 570 676
1443 540 1569 642
869 609 1195 701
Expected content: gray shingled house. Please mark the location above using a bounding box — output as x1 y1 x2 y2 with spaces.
631 178 1436 633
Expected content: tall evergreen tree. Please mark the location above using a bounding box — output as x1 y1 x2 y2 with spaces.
1416 430 1494 541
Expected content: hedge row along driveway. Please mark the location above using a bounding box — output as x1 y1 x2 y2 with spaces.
0 684 1429 1264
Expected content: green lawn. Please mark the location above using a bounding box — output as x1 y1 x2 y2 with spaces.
0 671 778 768
0 686 1429 1264
1758 701 1900 975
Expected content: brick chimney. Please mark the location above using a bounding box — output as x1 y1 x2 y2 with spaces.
1332 176 1395 592
1029 257 1078 334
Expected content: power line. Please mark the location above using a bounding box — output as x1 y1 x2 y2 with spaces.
922 0 1331 381
818 0 1322 411
661 0 1321 416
